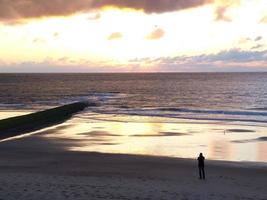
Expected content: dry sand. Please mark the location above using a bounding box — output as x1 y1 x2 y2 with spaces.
0 134 266 200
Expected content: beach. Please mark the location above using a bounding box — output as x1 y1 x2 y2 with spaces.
0 122 267 200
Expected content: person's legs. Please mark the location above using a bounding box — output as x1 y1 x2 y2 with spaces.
198 167 202 179
202 167 205 180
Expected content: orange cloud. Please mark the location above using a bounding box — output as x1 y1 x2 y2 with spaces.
238 37 251 44
260 16 267 23
214 0 240 22
53 32 59 37
146 28 165 40
107 32 123 40
214 6 232 21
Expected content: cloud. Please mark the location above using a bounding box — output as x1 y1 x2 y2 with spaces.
207 49 267 62
238 36 264 50
260 16 267 23
251 44 265 50
0 57 126 73
188 49 267 63
2 49 267 72
0 0 212 23
214 6 232 22
87 13 101 20
129 49 267 72
93 0 212 14
254 36 262 41
239 36 263 43
214 0 240 22
146 28 165 40
238 37 251 44
32 37 46 44
53 32 59 37
107 32 123 40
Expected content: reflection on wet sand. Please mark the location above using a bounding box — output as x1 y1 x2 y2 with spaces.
0 111 32 120
131 132 189 137
24 112 267 162
209 138 231 161
258 141 267 162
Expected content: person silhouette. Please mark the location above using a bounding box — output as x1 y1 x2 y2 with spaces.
197 153 205 180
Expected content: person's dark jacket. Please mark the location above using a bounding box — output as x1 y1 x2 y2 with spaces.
198 155 205 167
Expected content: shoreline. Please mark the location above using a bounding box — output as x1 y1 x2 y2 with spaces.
1 109 267 163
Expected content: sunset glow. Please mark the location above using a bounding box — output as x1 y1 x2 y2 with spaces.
0 0 267 72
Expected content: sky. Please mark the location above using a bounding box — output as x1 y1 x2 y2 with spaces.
0 0 267 72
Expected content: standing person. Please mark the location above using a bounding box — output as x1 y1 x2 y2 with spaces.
197 153 205 180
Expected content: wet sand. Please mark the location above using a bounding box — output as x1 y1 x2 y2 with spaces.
0 133 267 200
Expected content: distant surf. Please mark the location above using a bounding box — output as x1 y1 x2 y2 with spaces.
88 105 267 124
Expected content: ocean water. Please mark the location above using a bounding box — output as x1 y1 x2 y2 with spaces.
1 73 267 122
1 73 267 162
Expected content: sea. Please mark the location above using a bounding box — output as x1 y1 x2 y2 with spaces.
0 73 267 163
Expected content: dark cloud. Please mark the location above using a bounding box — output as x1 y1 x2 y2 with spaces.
254 36 262 42
93 0 212 14
251 44 264 50
0 0 90 22
238 36 264 50
146 28 165 40
107 32 123 40
239 36 263 43
0 0 212 23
